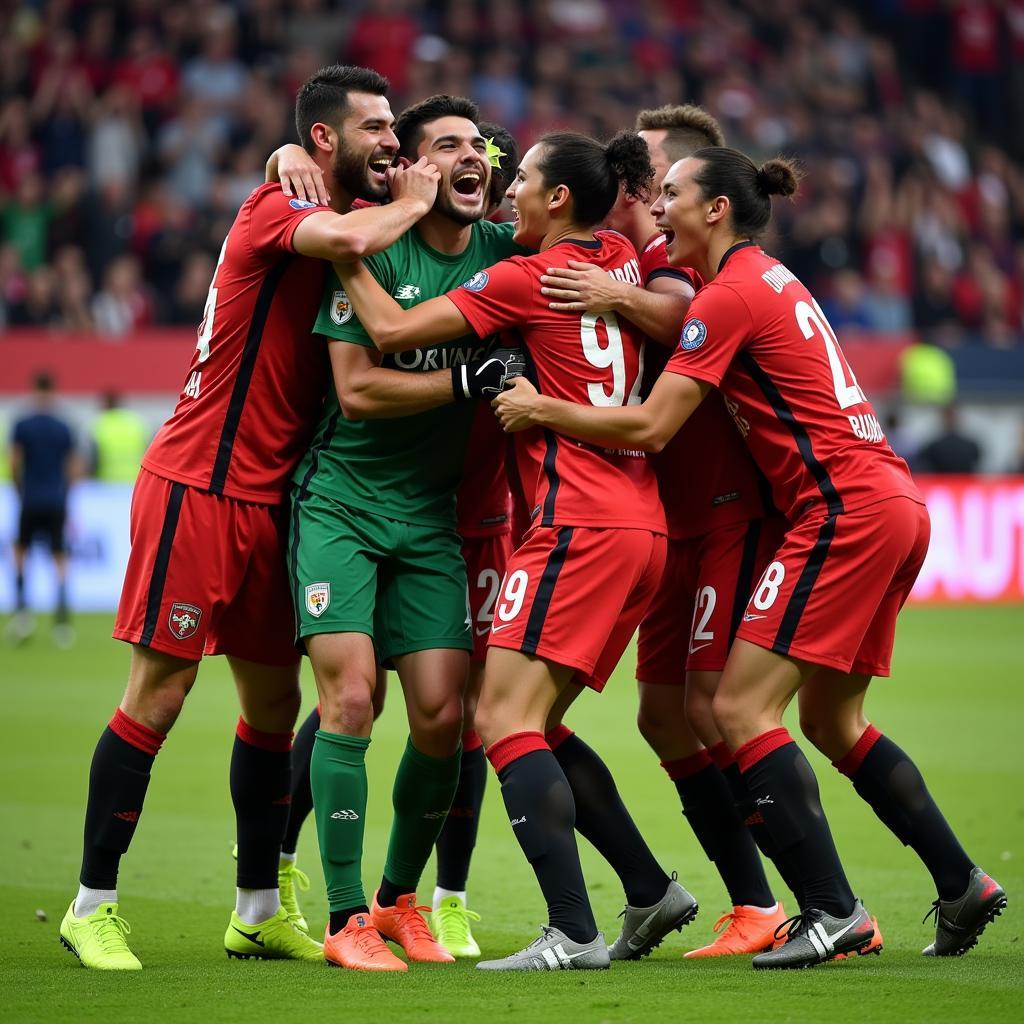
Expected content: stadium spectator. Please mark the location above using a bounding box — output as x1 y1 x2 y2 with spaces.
0 0 1022 349
91 255 152 339
5 370 77 648
916 405 984 474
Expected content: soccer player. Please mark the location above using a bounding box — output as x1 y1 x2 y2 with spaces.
537 105 792 957
335 130 688 972
6 371 77 648
287 94 526 973
430 120 520 959
58 64 443 971
493 147 1006 968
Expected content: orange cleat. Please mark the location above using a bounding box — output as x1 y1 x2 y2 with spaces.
832 915 883 960
370 892 455 964
323 912 408 971
683 902 789 958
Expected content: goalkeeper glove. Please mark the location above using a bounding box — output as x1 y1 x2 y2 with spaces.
452 347 526 401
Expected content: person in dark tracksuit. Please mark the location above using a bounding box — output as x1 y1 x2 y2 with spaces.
7 371 77 647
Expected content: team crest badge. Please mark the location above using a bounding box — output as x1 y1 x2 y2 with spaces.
680 318 707 351
330 289 353 325
168 602 202 640
461 271 489 292
305 582 331 618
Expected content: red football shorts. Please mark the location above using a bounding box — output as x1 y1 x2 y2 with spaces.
486 525 666 690
462 531 513 663
637 516 786 683
113 469 299 665
735 496 930 677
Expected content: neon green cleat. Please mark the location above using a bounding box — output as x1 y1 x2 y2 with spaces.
278 860 311 933
431 896 482 958
59 901 142 970
224 906 324 962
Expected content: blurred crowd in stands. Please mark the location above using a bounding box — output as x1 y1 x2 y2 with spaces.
2 0 1024 349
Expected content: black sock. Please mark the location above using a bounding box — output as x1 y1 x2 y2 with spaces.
231 720 292 889
838 728 974 901
490 736 597 944
739 731 854 918
282 707 320 855
80 715 161 889
329 905 369 935
435 740 487 891
56 578 69 624
15 569 25 610
674 762 774 908
551 730 669 908
723 760 804 907
376 875 405 908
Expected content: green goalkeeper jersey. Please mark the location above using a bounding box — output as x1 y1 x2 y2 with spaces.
293 219 523 528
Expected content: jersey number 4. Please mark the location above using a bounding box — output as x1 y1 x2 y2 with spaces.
581 312 644 407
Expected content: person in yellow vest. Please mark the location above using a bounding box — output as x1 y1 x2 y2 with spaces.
91 392 149 483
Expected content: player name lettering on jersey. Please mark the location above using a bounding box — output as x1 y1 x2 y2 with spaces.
761 264 797 294
391 342 490 371
723 393 751 438
607 258 642 286
849 412 886 443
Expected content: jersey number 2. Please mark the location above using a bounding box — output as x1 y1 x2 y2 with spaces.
795 299 865 410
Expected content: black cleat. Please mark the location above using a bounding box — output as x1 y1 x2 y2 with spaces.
922 866 1006 957
752 900 875 970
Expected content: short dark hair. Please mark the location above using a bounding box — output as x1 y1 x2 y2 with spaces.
478 120 520 208
635 104 725 162
294 65 389 153
394 94 480 160
535 130 654 226
691 147 800 238
33 370 54 392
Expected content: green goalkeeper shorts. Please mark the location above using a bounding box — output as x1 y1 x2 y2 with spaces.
288 489 472 661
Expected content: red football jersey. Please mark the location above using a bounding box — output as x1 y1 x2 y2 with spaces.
448 231 665 534
143 184 329 504
457 403 511 538
639 236 768 539
666 242 919 521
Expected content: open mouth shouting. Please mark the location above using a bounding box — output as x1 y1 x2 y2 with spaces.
451 167 485 203
368 151 396 185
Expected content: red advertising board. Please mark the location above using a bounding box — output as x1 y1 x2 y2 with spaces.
911 476 1024 603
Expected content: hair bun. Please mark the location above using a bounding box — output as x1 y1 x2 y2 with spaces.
756 158 800 198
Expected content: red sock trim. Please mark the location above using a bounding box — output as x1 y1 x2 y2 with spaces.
462 729 483 753
109 708 164 756
735 727 793 775
833 724 882 777
544 724 574 751
236 716 293 753
486 731 548 774
707 742 735 772
661 749 713 781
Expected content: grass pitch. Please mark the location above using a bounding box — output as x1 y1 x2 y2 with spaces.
2 607 1021 1023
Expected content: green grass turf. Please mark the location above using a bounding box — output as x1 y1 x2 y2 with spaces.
1 607 1021 1023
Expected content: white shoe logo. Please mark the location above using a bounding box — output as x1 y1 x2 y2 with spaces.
541 942 592 969
510 815 527 826
331 809 359 820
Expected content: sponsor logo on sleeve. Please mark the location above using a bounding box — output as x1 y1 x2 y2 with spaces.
289 198 318 210
305 582 331 617
168 602 202 640
679 318 707 351
330 290 352 325
461 271 489 292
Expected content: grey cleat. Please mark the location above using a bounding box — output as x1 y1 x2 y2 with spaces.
607 875 699 961
922 866 1006 957
752 899 875 970
476 926 610 972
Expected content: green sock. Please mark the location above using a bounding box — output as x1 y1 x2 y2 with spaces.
311 729 370 911
383 737 462 892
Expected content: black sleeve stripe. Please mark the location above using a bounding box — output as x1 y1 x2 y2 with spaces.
645 267 693 287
